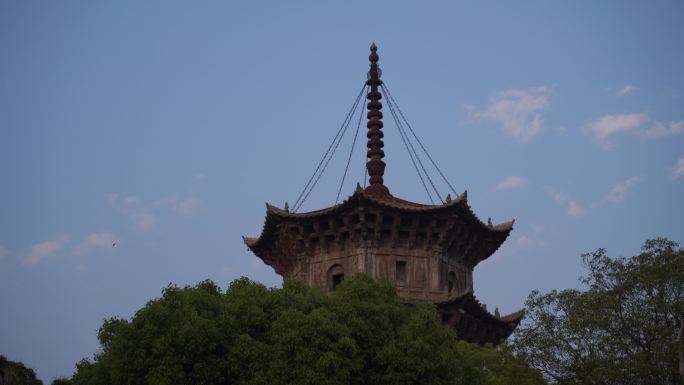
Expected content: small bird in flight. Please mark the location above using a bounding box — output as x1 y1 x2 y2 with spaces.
112 242 116 247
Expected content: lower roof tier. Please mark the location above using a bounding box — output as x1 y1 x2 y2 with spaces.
438 289 524 346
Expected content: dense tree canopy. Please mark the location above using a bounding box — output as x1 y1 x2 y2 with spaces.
511 237 684 385
71 274 542 385
0 355 43 385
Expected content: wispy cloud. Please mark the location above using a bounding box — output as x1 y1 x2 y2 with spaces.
587 113 648 147
114 195 158 230
674 157 684 179
24 236 68 266
490 223 546 260
124 195 141 206
110 192 201 230
567 201 586 217
155 195 200 216
615 84 637 97
465 86 550 141
514 235 533 249
550 190 586 217
642 119 684 139
0 245 9 259
494 176 528 191
604 176 639 203
513 224 547 250
134 211 157 230
73 232 116 256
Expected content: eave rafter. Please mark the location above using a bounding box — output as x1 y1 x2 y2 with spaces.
243 189 514 272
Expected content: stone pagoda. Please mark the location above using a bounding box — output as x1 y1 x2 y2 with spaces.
244 44 523 345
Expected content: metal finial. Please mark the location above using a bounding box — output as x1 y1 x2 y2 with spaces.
284 202 289 212
364 43 390 197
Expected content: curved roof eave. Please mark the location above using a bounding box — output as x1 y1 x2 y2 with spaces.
243 189 514 253
437 291 525 326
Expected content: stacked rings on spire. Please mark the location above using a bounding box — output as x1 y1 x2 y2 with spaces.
364 43 391 197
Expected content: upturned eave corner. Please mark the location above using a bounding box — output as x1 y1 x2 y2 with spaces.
437 292 525 325
242 236 257 248
437 290 525 341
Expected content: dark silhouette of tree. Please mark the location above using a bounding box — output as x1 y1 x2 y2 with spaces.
511 237 684 385
0 355 42 385
70 274 543 385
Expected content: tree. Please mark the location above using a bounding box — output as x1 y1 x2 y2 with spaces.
0 355 43 385
511 237 684 385
71 274 543 385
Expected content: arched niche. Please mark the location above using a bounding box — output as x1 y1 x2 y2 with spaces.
448 271 457 295
327 264 344 292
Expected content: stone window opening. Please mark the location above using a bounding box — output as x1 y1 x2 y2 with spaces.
395 260 407 283
332 273 344 291
328 264 344 292
448 271 456 295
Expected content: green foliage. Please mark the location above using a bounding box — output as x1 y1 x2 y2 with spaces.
0 355 43 385
70 274 543 385
511 237 684 385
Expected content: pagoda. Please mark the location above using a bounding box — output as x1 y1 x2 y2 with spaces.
244 44 523 345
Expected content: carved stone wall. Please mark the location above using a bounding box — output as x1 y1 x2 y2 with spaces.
288 237 472 304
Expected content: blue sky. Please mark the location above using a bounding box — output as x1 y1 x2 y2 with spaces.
1 1 683 382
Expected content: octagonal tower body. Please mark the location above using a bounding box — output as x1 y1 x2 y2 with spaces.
244 189 513 303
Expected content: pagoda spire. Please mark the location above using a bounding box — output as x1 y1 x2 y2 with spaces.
364 42 391 197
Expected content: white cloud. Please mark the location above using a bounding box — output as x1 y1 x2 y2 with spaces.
155 196 200 216
674 157 684 178
73 232 116 256
605 176 639 203
514 235 533 249
466 86 550 141
550 190 586 217
587 113 648 146
567 201 587 217
24 236 68 266
642 119 684 139
615 84 637 97
113 194 157 230
494 176 528 191
134 211 157 230
490 224 547 260
515 224 546 249
0 245 9 259
174 197 199 215
113 191 200 231
124 195 140 206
